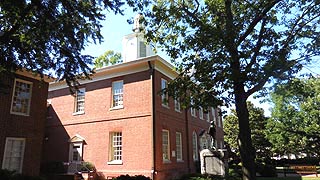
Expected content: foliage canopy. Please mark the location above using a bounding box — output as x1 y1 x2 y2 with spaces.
141 1 320 180
267 77 320 156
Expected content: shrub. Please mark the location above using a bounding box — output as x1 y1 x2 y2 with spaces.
40 161 67 174
80 161 96 172
112 174 151 180
256 162 277 177
0 169 45 180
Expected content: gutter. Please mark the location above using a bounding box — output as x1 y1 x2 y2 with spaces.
148 61 156 180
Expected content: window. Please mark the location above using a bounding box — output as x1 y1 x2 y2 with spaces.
161 78 169 107
10 79 32 116
211 107 217 125
190 99 196 117
109 132 122 163
206 112 210 122
174 98 181 112
74 88 85 113
199 107 204 120
217 108 222 127
176 132 183 161
162 130 170 161
192 131 198 161
112 81 123 108
2 138 25 173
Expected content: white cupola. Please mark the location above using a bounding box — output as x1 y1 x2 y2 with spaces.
122 13 155 62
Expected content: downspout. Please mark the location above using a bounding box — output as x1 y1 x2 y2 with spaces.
185 107 191 173
148 61 156 180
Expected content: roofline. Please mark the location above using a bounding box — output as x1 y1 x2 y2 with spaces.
15 69 55 83
49 55 178 91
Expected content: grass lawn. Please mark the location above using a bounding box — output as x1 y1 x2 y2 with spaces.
258 177 320 180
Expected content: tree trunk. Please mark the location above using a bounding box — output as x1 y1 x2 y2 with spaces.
235 88 256 180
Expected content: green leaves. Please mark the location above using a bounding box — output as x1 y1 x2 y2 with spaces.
0 0 126 90
267 77 320 155
94 50 122 68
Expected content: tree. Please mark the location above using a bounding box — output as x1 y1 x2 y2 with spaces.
266 77 320 157
0 0 145 90
140 1 320 180
94 50 122 68
224 102 272 162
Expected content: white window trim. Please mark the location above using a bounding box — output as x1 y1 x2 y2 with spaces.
176 132 183 161
174 98 181 112
73 88 85 115
2 137 26 173
162 129 170 162
206 112 210 122
10 79 33 116
190 99 196 117
199 107 204 120
192 131 198 161
111 81 124 109
211 107 217 125
161 78 169 108
108 132 123 164
217 107 222 127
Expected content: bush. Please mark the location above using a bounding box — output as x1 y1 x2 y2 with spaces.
256 162 277 177
40 161 67 174
0 169 45 180
112 174 151 180
80 161 96 172
175 173 226 180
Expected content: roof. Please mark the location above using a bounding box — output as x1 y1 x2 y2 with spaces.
49 55 178 91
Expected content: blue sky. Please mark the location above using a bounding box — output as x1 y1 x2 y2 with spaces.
82 11 319 117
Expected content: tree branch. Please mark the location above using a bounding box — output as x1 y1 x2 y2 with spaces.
237 0 281 46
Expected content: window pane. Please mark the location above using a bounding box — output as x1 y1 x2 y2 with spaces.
2 138 25 173
110 132 122 161
161 79 168 106
112 81 123 108
176 132 182 161
75 88 85 113
162 130 170 161
192 132 198 161
11 80 32 115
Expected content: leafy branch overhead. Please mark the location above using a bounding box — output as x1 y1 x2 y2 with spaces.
0 0 142 88
140 1 320 180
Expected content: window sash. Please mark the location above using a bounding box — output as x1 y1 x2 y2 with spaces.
110 132 122 161
74 88 85 113
192 132 198 161
112 81 123 108
199 107 204 119
11 79 32 115
190 99 196 117
162 130 170 161
2 138 25 173
161 79 168 106
174 98 181 112
176 132 182 161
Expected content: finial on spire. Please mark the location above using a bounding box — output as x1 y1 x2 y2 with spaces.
132 13 144 32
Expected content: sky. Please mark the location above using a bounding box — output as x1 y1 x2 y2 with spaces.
82 10 320 117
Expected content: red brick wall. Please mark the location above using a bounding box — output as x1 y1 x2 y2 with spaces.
0 73 49 176
44 70 154 177
43 61 224 180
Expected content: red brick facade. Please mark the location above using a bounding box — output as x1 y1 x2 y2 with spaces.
0 72 49 176
42 56 224 180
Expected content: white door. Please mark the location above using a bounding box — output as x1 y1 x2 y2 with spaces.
68 142 83 173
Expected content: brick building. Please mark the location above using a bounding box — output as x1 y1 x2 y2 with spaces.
42 17 224 180
0 71 50 176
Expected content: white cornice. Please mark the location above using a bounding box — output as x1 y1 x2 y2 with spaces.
49 55 178 91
